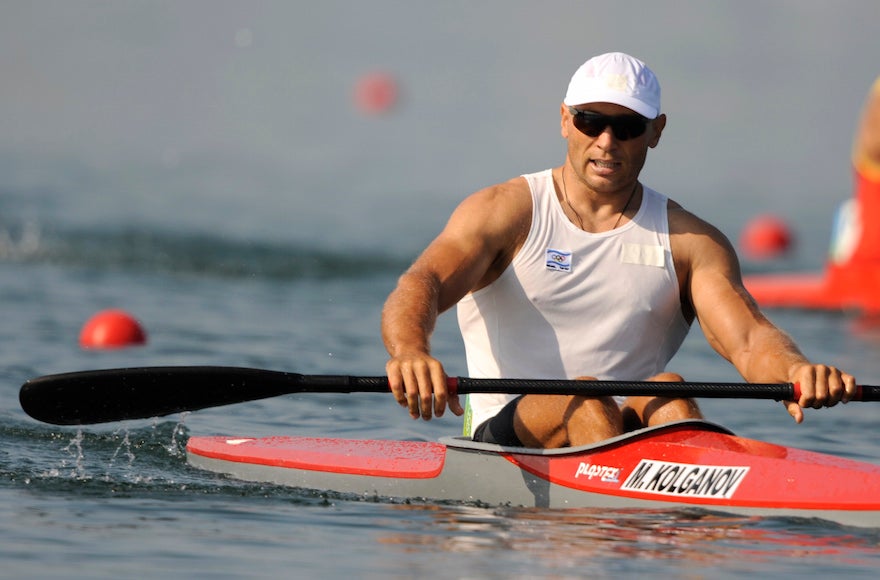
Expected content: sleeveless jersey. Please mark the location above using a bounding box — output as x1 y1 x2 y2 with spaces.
458 169 691 435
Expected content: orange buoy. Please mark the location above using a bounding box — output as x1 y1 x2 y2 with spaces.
739 214 793 260
353 71 398 115
79 309 147 349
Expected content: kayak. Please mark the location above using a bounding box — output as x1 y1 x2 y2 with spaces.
186 419 880 528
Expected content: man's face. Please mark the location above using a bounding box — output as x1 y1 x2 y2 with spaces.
561 102 666 195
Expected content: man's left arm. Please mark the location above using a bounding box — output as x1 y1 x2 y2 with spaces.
673 209 857 422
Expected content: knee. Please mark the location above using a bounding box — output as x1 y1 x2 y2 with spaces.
564 396 624 445
649 372 684 382
644 397 703 425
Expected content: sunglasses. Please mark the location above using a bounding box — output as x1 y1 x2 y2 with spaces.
568 107 651 141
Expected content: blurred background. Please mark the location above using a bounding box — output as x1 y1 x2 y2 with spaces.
2 1 877 263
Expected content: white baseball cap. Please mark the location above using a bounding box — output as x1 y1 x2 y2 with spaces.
563 52 661 119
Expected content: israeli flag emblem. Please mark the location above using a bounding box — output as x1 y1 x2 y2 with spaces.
546 248 572 272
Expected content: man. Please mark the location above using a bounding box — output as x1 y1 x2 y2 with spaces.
837 75 880 266
382 52 856 448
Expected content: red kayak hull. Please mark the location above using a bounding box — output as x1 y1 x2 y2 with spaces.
187 420 880 527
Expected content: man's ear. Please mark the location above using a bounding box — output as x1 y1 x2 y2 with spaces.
648 113 667 148
560 103 571 139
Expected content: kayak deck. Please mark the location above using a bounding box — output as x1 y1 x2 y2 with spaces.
187 420 880 527
187 436 447 478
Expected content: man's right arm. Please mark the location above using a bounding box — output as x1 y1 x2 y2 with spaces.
382 178 532 421
382 263 452 420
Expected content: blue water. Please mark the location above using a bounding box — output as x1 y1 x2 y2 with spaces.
4 1 880 578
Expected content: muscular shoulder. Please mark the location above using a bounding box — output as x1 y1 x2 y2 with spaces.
668 201 736 258
666 201 746 321
668 200 742 284
460 176 531 217
448 176 532 246
433 176 533 290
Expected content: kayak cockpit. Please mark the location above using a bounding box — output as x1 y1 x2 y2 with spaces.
440 419 735 456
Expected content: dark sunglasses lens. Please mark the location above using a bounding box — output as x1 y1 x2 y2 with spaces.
572 113 647 140
571 114 604 137
612 117 648 140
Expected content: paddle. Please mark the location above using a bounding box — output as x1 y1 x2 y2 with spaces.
19 365 880 425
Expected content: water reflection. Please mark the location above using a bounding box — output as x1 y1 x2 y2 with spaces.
377 504 880 570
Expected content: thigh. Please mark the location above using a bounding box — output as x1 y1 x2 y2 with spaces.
622 395 702 428
621 373 702 428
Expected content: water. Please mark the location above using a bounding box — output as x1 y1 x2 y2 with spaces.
3 1 880 577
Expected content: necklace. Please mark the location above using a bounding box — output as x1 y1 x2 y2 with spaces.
560 166 638 231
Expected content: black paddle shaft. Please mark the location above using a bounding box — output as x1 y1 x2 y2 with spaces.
19 365 880 425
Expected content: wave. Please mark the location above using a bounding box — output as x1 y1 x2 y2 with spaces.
0 221 411 280
0 417 363 504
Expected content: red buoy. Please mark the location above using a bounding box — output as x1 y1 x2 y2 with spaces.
79 309 147 349
739 214 793 260
353 71 398 115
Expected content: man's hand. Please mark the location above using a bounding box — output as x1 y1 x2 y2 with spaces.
386 353 464 420
783 363 857 423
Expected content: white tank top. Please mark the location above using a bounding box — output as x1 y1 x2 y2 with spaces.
458 169 691 435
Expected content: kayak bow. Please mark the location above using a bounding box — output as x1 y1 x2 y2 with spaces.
187 420 880 528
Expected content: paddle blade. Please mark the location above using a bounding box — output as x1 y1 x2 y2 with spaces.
19 366 303 425
20 366 394 425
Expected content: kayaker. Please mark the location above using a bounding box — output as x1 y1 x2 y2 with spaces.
847 75 880 263
382 52 857 448
828 76 880 276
